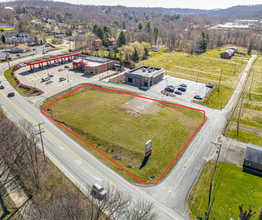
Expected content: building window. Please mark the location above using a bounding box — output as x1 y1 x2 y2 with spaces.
128 78 132 83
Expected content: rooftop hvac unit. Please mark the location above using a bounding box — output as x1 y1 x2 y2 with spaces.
142 67 146 72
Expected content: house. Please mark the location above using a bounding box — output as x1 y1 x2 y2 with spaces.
124 66 165 88
220 49 234 59
4 32 35 44
11 44 29 53
52 38 63 44
229 46 238 53
94 39 102 47
243 143 262 173
107 37 117 46
57 23 69 28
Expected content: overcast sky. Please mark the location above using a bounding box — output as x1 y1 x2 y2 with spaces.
57 0 262 10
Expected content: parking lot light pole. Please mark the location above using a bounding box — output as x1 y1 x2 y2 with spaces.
218 67 223 92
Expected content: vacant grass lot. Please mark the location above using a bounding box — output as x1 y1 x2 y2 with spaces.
139 46 250 109
188 161 262 220
42 86 204 183
226 56 262 146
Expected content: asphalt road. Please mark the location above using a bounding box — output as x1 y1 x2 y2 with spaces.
0 53 256 220
0 45 45 60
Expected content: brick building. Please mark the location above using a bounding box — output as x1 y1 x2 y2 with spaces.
73 56 114 74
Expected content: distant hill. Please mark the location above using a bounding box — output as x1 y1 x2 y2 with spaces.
131 5 262 19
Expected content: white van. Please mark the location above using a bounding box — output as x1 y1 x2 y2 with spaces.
92 183 107 198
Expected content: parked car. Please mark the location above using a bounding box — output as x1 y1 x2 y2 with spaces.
167 85 175 89
53 63 59 66
66 42 70 44
206 82 214 88
49 74 54 78
165 87 174 92
178 87 186 92
42 76 50 82
92 183 107 199
16 54 21 57
194 95 203 100
174 90 182 95
46 80 53 84
0 85 4 89
8 92 15 97
59 77 66 82
45 44 49 47
65 65 70 68
180 83 187 87
33 48 36 51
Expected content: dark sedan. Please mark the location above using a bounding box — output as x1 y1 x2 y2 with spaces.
194 95 203 100
178 87 186 92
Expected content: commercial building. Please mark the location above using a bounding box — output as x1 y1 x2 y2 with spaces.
72 56 114 74
11 44 29 53
124 66 165 88
243 143 262 173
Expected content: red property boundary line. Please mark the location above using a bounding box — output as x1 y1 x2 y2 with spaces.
41 84 206 184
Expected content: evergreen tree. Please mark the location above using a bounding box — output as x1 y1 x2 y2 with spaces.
96 27 105 40
118 31 127 46
103 26 111 38
144 47 149 58
132 48 139 61
1 35 5 44
102 38 109 47
248 41 253 54
146 21 151 32
138 22 143 32
153 27 159 45
93 24 98 34
113 20 121 28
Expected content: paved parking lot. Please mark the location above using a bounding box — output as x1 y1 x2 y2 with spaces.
148 75 211 102
15 60 120 97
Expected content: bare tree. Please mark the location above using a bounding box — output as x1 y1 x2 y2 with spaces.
239 204 256 220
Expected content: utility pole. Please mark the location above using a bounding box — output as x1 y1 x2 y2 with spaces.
237 92 245 136
218 67 223 92
35 123 45 159
205 198 215 220
4 44 11 70
206 142 222 219
249 72 255 101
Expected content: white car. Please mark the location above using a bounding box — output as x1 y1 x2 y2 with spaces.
92 183 107 199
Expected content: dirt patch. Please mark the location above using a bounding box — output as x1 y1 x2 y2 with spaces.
121 97 163 114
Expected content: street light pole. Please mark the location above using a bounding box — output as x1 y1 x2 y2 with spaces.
218 67 223 92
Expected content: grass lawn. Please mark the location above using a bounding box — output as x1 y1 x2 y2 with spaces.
138 45 250 109
188 161 262 220
226 56 262 146
42 85 204 183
